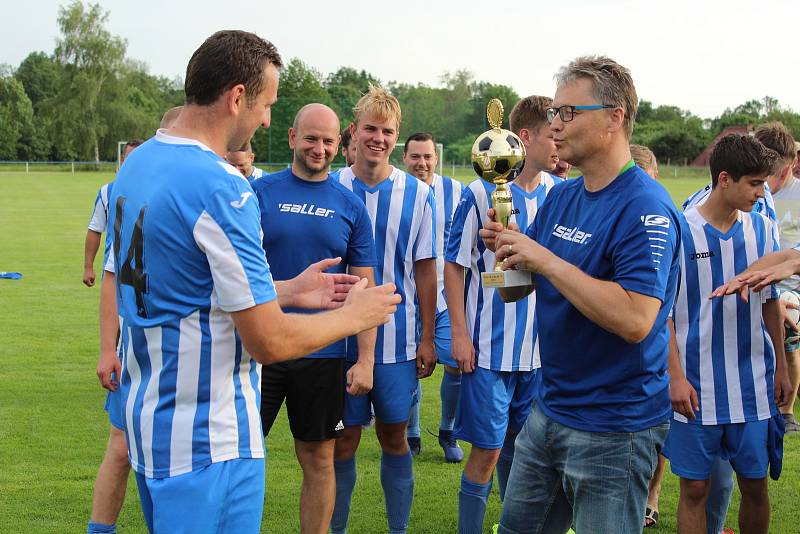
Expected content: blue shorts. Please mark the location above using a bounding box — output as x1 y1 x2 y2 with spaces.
454 367 537 449
434 309 455 368
104 387 125 431
343 359 417 426
664 419 770 480
134 458 265 533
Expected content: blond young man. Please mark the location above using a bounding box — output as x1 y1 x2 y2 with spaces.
330 85 437 534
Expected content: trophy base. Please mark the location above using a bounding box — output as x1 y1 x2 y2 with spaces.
481 269 532 288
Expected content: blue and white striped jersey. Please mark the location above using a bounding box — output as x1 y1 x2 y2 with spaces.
335 166 436 364
672 207 780 425
88 182 114 233
109 131 276 478
684 182 779 244
430 173 464 313
445 173 561 371
247 166 265 186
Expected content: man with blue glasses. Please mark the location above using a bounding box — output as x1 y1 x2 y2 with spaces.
481 56 681 534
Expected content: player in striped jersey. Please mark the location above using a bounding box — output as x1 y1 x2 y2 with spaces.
682 123 797 534
665 134 791 534
402 132 465 462
86 109 182 534
225 140 266 185
445 95 560 533
330 85 437 534
108 32 399 534
83 140 142 287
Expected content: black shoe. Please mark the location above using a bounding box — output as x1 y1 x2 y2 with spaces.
408 436 421 456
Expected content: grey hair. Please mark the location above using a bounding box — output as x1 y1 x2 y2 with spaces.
555 55 637 138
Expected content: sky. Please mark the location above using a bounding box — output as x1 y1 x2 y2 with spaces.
3 0 797 119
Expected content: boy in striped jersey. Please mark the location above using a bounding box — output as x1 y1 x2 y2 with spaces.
444 95 559 533
402 132 465 462
108 32 399 534
682 122 797 534
665 134 792 534
330 85 437 534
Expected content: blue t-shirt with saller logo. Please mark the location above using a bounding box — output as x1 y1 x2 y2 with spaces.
253 168 377 358
526 164 681 432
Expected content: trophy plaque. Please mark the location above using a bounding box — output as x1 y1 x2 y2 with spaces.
471 99 531 288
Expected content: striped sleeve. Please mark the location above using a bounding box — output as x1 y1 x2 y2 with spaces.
88 185 108 233
413 184 436 261
446 187 479 268
193 186 276 312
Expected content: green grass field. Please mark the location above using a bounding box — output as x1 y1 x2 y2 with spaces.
1 170 798 533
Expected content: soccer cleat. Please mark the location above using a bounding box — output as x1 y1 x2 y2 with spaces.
438 429 464 463
407 436 421 456
783 413 800 434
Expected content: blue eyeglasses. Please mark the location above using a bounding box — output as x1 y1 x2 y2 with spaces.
546 105 616 123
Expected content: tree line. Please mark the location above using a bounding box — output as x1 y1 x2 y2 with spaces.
2 1 800 166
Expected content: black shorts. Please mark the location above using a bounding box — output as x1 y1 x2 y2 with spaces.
260 358 346 441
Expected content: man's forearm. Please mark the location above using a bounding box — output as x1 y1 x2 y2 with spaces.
414 259 437 341
353 266 376 366
666 318 684 379
747 249 800 274
444 262 469 337
764 299 789 372
99 272 119 355
84 230 101 268
541 256 659 343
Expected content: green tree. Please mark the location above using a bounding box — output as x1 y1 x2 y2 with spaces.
0 75 36 159
15 52 63 110
53 1 126 162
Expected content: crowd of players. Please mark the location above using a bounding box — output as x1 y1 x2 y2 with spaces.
77 30 800 534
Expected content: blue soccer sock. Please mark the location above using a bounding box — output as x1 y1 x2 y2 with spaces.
458 473 493 534
381 451 414 534
496 432 516 502
439 370 461 432
87 520 116 534
331 457 357 534
407 382 422 438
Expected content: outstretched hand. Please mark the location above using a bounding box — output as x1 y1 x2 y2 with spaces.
289 257 361 310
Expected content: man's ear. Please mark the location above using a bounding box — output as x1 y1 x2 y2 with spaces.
226 84 247 115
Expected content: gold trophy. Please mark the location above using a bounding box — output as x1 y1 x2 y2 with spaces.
471 99 531 288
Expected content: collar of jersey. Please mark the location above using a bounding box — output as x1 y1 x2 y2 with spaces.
346 166 401 192
689 206 743 241
154 129 216 153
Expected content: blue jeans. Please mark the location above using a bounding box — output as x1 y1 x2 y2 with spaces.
498 403 668 534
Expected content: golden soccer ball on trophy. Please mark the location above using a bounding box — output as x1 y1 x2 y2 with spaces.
470 99 526 184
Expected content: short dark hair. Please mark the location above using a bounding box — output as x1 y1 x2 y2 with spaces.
509 96 552 135
754 122 796 165
709 134 778 187
341 127 352 150
403 132 435 154
185 30 282 107
125 139 144 149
